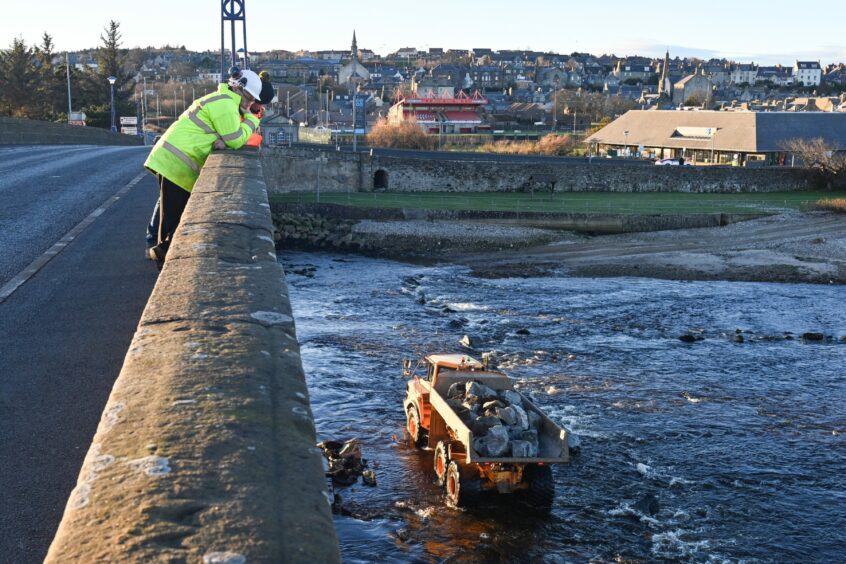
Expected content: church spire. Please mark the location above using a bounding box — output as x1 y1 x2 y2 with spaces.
658 49 670 97
351 30 358 62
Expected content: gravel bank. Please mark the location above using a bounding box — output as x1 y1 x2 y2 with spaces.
459 211 846 284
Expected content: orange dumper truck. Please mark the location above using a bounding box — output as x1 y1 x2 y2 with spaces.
403 353 570 509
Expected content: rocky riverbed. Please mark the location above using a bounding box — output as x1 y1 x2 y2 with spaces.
272 210 846 284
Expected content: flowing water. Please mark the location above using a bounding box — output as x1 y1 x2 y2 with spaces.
281 251 846 563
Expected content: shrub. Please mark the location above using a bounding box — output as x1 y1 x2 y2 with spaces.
815 198 846 213
537 133 575 156
366 117 435 150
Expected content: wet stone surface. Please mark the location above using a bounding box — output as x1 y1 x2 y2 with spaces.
283 250 846 563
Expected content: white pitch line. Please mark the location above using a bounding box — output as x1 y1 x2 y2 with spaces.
0 172 147 304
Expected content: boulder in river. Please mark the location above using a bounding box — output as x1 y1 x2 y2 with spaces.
632 493 660 516
801 332 825 341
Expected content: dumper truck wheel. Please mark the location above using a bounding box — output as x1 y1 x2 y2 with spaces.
406 406 427 448
524 464 554 511
433 442 449 486
445 461 480 507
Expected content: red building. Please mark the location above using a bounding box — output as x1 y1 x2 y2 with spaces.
388 90 488 134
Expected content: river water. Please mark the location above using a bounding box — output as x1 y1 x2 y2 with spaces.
281 251 846 563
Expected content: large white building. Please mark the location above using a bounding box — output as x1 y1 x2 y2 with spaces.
794 61 822 87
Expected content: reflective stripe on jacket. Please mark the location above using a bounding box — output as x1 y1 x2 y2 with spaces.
144 83 260 192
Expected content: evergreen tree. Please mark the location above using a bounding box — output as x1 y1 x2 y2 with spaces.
35 32 66 120
0 37 37 117
80 20 136 128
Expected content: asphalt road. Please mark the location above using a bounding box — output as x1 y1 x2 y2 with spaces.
0 144 160 563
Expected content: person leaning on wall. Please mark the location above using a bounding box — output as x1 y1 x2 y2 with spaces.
144 69 275 252
143 68 263 269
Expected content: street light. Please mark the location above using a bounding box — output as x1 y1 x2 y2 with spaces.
710 127 721 164
552 77 560 131
108 75 117 132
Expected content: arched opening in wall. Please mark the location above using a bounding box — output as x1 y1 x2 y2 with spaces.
374 169 388 190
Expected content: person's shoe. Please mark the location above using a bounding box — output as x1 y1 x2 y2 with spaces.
146 246 159 261
147 245 166 262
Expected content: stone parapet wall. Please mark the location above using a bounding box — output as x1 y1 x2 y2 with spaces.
46 152 339 563
0 116 143 146
262 146 810 194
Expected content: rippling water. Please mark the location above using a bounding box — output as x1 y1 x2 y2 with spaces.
281 251 846 563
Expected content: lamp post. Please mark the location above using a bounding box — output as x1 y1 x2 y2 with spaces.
710 127 720 164
108 75 117 132
552 77 560 131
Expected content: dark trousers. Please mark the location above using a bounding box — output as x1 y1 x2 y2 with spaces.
153 175 191 258
145 197 160 248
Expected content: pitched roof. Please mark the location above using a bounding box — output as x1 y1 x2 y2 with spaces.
585 110 846 152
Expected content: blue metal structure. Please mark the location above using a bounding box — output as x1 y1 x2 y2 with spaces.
220 0 249 79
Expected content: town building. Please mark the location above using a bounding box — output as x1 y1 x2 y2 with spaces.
672 69 713 106
338 31 370 92
794 61 822 86
731 63 758 85
585 110 846 165
388 89 488 134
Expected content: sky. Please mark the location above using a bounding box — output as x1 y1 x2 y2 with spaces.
3 1 845 65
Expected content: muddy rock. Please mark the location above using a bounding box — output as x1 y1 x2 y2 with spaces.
501 390 523 407
473 415 502 435
447 383 465 399
319 438 370 486
361 469 377 487
495 406 518 426
511 405 530 430
510 440 535 458
482 400 505 411
466 381 497 402
461 401 480 415
474 425 510 457
459 334 477 349
633 493 660 516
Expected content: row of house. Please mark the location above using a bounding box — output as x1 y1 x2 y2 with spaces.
585 110 846 166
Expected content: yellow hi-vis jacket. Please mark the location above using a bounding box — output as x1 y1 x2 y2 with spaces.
144 83 260 192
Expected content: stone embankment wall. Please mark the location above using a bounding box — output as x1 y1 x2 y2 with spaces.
47 152 339 563
0 116 143 145
261 146 809 194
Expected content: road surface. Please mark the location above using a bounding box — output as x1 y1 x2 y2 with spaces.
0 145 159 563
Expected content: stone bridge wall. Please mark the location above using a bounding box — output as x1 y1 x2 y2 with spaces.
261 146 809 194
46 152 339 563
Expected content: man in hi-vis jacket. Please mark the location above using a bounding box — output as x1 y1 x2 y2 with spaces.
144 69 263 267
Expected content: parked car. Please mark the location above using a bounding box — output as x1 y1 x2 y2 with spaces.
654 158 692 166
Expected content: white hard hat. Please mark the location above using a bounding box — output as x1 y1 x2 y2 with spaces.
230 69 262 100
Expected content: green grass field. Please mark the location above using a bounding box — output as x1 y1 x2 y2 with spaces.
269 191 830 215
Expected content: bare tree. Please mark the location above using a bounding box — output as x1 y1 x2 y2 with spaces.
782 138 846 190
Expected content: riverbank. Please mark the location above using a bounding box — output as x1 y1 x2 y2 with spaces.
273 211 846 284
460 211 846 284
